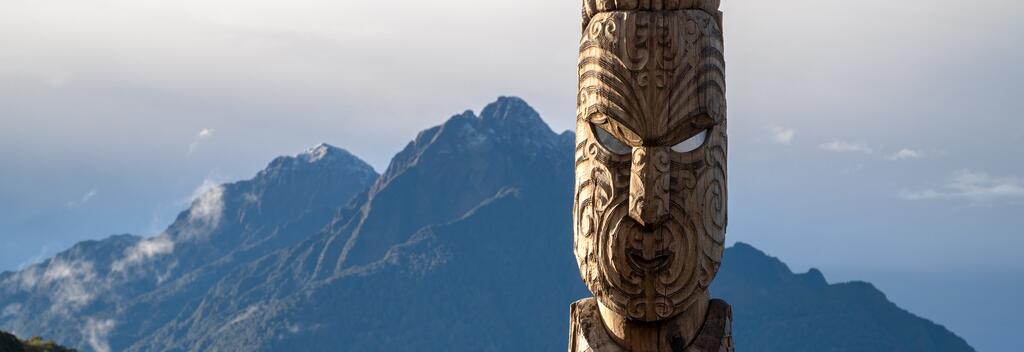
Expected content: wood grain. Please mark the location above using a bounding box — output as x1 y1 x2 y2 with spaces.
571 2 731 351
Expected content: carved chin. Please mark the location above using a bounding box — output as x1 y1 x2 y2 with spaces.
589 201 707 321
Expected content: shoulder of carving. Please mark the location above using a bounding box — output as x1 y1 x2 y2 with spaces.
688 299 734 352
582 0 722 28
569 298 626 352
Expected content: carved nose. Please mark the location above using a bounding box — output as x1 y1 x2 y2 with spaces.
629 146 670 227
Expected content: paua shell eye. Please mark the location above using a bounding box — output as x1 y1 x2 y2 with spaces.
593 125 632 155
671 130 709 153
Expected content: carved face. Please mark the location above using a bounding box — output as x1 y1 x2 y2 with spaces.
574 9 726 322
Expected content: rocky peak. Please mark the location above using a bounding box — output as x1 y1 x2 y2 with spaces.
479 96 558 147
377 97 562 192
251 144 378 207
335 97 571 269
263 143 375 178
480 96 543 125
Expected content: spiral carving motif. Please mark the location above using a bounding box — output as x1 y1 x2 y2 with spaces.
571 2 730 351
574 126 727 323
573 7 727 325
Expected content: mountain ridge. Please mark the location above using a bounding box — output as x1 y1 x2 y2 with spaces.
0 97 974 352
0 144 379 352
715 243 973 351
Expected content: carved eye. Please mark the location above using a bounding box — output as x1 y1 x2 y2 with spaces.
593 125 632 155
671 130 709 153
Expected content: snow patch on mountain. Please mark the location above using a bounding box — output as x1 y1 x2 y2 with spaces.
299 143 332 163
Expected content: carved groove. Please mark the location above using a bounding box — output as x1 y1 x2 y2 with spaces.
572 3 731 352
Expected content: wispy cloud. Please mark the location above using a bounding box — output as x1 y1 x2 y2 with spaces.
171 179 226 241
17 243 59 270
221 305 261 332
886 148 922 160
901 170 1024 202
112 236 175 273
188 128 214 155
84 318 115 352
818 140 873 154
39 258 99 312
2 303 22 318
66 189 97 208
842 164 866 175
284 321 322 335
188 180 225 227
770 126 796 145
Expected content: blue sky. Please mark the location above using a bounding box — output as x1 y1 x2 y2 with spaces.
1 0 1022 350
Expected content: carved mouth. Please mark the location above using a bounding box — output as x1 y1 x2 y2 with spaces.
626 248 673 273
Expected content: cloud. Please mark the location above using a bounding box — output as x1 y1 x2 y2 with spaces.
17 243 58 270
2 304 22 318
84 318 116 352
818 140 873 154
886 148 922 160
66 189 97 208
243 192 259 204
173 179 226 241
40 258 99 312
901 170 1024 202
11 266 40 291
189 180 225 225
188 128 214 154
111 236 175 273
842 164 866 175
769 126 796 144
108 178 225 275
283 321 321 335
221 305 260 332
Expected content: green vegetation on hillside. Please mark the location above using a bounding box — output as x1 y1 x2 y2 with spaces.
0 331 76 352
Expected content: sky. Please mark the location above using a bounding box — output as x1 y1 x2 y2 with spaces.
1 0 1022 350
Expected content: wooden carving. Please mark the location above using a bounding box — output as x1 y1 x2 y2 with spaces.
571 1 732 351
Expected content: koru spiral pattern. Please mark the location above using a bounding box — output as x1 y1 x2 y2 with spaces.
573 7 727 323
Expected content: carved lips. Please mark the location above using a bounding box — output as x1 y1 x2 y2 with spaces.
625 247 673 273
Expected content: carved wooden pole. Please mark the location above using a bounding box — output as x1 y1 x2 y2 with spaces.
571 1 732 351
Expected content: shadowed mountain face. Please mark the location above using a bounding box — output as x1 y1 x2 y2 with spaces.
0 97 974 352
713 244 974 352
334 97 570 269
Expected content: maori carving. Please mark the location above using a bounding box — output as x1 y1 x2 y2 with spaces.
581 0 724 32
570 1 731 351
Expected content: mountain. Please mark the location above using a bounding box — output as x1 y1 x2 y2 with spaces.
127 97 578 351
713 244 974 351
0 97 974 351
0 143 377 352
